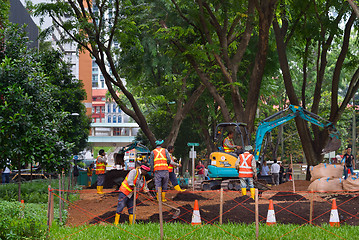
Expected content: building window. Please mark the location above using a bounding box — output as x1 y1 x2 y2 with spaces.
108 115 111 123
113 104 116 112
101 106 105 113
108 104 111 113
101 80 104 88
113 115 116 123
92 75 98 81
92 107 95 113
113 127 121 136
92 82 98 88
118 107 121 113
92 97 96 101
118 115 122 123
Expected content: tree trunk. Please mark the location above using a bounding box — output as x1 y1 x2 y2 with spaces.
165 84 206 146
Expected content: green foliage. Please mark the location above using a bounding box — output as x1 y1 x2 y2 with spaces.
0 23 90 174
0 201 48 240
0 0 9 28
0 179 77 204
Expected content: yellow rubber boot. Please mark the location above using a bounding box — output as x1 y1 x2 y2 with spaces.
114 213 120 225
161 192 167 202
129 214 136 224
97 186 104 194
241 188 247 196
250 188 255 200
174 185 186 192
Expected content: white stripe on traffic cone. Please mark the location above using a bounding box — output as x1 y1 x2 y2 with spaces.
191 200 201 225
329 198 340 227
266 200 276 225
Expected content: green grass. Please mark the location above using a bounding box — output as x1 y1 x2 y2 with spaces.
49 222 359 240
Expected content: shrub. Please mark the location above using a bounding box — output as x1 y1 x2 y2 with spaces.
0 201 48 239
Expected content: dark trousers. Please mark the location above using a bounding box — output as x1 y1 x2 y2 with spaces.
116 191 134 214
169 172 178 186
155 170 169 191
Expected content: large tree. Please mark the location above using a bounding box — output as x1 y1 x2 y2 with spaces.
157 0 279 133
32 0 281 149
273 0 359 171
0 24 90 199
32 0 207 147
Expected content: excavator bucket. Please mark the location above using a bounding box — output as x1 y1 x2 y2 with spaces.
322 137 341 154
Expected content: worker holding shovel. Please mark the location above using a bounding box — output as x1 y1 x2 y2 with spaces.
114 164 150 225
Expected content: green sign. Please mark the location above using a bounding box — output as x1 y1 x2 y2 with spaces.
187 142 199 147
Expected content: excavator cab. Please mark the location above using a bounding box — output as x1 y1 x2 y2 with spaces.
208 123 251 180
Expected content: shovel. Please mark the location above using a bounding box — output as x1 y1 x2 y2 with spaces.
148 194 181 219
161 201 181 219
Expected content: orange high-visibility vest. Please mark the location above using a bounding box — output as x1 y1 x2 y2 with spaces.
120 169 145 196
96 156 106 175
168 154 174 173
238 152 254 178
153 147 168 171
223 137 234 152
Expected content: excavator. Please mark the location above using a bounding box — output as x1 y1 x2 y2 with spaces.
202 105 341 191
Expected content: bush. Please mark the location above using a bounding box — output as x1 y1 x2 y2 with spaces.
0 201 48 239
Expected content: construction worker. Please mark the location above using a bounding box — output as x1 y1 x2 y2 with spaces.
87 163 94 187
235 145 257 200
150 140 172 202
114 164 150 225
167 146 186 192
96 149 107 194
223 131 242 153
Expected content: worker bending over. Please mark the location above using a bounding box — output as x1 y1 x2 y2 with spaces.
167 146 185 192
150 140 171 202
235 145 257 200
114 164 150 225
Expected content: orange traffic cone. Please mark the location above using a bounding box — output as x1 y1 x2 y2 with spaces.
191 200 201 225
329 199 340 227
266 200 276 225
289 174 293 181
348 169 351 175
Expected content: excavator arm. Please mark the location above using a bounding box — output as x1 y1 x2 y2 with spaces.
254 105 341 163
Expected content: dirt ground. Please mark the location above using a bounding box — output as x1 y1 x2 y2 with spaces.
66 180 359 226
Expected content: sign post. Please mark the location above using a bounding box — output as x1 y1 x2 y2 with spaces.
187 143 199 191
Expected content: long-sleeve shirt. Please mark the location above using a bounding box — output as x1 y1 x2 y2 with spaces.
223 137 237 151
125 169 148 198
169 153 180 167
271 163 280 174
97 155 107 164
235 152 257 175
149 147 172 172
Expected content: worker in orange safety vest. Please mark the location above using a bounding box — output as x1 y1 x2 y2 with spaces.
223 131 242 153
96 149 107 194
149 140 172 202
235 145 257 199
167 146 186 192
114 164 150 225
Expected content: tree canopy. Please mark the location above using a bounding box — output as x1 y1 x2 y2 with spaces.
0 24 90 174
